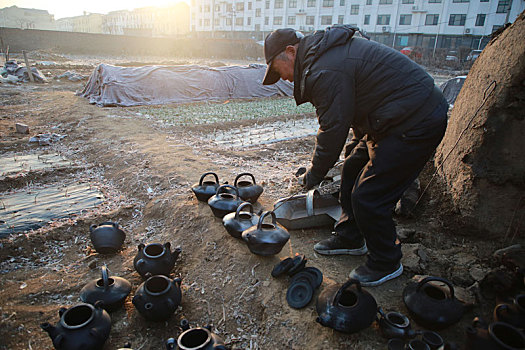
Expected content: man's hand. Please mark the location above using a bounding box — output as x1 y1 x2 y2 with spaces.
297 168 324 190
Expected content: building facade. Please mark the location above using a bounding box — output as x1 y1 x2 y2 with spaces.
56 13 104 34
190 0 524 49
0 5 56 30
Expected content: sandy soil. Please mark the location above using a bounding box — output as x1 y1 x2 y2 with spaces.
0 54 522 350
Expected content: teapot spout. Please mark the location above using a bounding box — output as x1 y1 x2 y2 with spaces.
40 322 58 338
172 246 182 262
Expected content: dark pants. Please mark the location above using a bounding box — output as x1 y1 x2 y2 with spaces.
335 99 448 270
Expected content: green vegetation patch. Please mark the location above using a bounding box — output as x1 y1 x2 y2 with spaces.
136 97 315 126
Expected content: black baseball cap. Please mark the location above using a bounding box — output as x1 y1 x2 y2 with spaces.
263 28 304 85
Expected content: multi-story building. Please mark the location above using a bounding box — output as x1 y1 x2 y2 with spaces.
190 0 524 49
0 5 56 30
56 12 104 34
103 3 190 37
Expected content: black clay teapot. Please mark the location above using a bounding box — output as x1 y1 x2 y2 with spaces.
222 202 260 239
234 172 264 203
465 317 525 350
377 307 416 340
494 294 525 330
132 275 182 322
403 276 464 330
165 319 227 350
242 211 290 256
207 184 243 218
89 221 125 254
133 242 181 279
316 279 377 334
80 265 131 312
41 302 111 350
192 172 220 202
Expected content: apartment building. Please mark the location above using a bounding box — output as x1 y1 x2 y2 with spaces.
190 0 524 48
0 5 56 31
56 13 104 34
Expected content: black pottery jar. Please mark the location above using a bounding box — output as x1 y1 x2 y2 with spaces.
80 265 131 312
494 294 525 330
41 302 111 350
465 317 525 350
242 211 290 256
89 221 125 254
234 172 264 203
207 184 242 218
403 276 464 330
222 202 259 239
132 275 182 322
166 319 227 350
192 172 220 202
316 279 377 334
133 242 181 279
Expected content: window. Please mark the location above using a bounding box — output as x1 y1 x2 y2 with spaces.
475 13 486 26
496 0 510 13
377 14 390 25
323 0 334 7
351 5 359 14
379 0 393 4
428 0 441 3
255 24 261 30
215 4 221 11
248 2 252 9
204 19 210 25
214 18 220 26
338 15 344 24
321 15 332 24
275 0 284 8
226 18 232 25
289 0 297 7
492 24 502 32
265 0 270 9
340 0 345 5
306 15 315 24
308 0 317 6
256 8 261 16
248 17 252 24
449 14 466 25
452 0 469 2
480 0 489 2
205 5 211 12
399 14 411 25
366 0 372 4
265 16 269 24
236 2 244 11
199 19 202 26
402 0 414 3
274 16 283 24
364 14 370 24
288 15 296 24
425 14 439 25
227 4 233 11
236 17 244 25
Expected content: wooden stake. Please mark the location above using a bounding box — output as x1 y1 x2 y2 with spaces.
22 50 34 83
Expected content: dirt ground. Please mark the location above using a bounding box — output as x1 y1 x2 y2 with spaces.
0 54 523 350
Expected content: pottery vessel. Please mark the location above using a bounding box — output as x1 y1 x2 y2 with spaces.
234 172 263 203
166 319 227 350
41 302 111 350
207 185 243 218
377 308 416 340
133 242 181 279
465 317 525 350
316 279 377 334
80 265 131 312
192 172 220 202
89 221 125 254
132 275 182 322
403 276 464 330
242 211 290 256
222 202 259 239
494 294 525 330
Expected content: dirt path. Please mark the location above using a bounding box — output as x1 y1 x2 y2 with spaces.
0 68 521 350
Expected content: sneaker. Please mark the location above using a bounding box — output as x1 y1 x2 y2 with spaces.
313 234 368 256
349 263 403 287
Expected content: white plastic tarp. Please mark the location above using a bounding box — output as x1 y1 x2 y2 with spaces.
78 63 294 107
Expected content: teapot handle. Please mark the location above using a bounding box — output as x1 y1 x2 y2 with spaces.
234 172 256 187
333 279 362 306
494 304 508 320
199 172 219 186
415 276 455 299
235 202 254 220
215 184 240 199
101 265 110 291
306 189 320 217
257 211 276 230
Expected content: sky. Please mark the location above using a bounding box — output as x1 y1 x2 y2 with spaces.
0 0 187 19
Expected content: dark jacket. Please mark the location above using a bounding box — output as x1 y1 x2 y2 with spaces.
294 25 444 180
